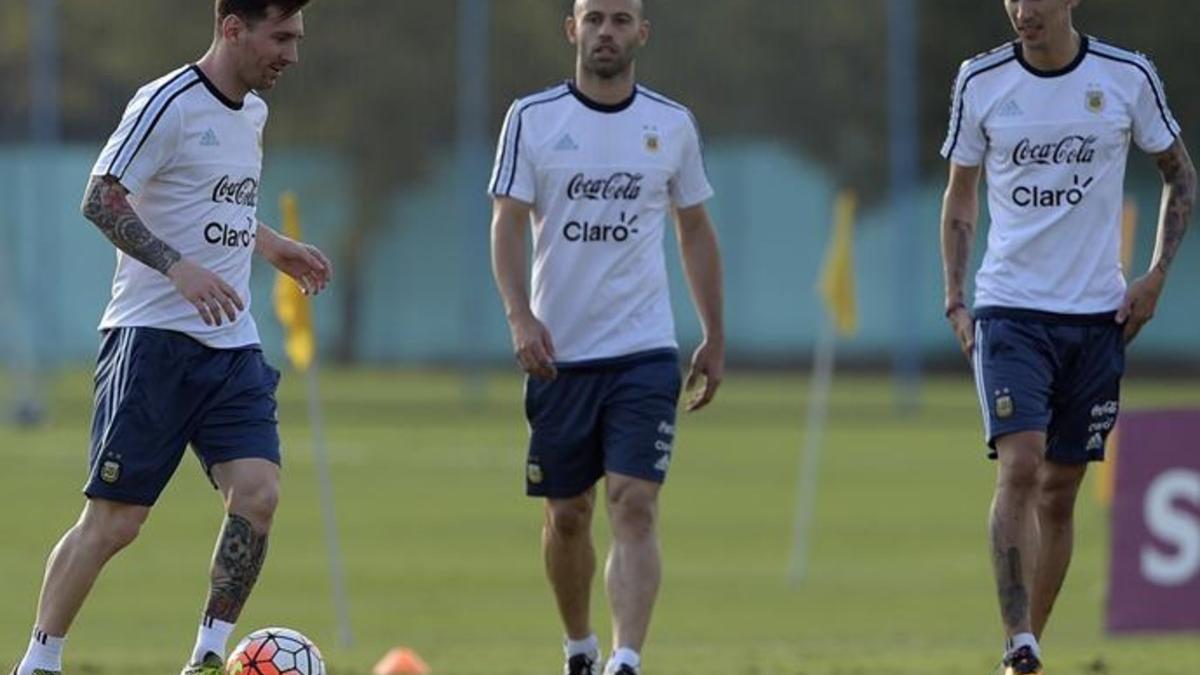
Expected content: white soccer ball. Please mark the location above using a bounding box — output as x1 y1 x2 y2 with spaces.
226 627 326 675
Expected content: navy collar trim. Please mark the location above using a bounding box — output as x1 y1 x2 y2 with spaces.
568 81 637 113
190 65 245 110
1013 34 1089 78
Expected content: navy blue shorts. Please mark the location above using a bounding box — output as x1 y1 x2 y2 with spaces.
84 327 282 506
973 308 1125 465
523 348 682 498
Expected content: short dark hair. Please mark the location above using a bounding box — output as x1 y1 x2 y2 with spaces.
568 0 648 18
216 0 309 26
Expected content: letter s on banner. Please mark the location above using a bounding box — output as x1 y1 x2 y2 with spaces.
1141 469 1200 587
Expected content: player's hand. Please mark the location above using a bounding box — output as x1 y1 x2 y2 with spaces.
946 305 975 365
685 336 724 412
509 311 557 380
168 258 244 326
1116 268 1166 345
264 234 333 296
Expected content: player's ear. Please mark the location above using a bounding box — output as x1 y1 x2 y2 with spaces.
219 14 244 43
638 19 650 47
565 15 578 45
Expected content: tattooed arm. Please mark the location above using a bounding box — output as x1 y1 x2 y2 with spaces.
940 162 982 362
80 175 244 326
1116 139 1197 344
81 174 181 275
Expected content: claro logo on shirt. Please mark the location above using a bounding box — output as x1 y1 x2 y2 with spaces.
205 217 256 248
211 175 259 207
563 212 640 243
1013 174 1095 208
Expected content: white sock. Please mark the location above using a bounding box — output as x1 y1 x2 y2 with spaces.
606 648 640 673
1007 632 1040 657
565 634 599 658
18 628 65 675
190 616 236 664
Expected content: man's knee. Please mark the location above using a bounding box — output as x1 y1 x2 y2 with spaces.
995 433 1045 495
1038 464 1087 526
79 499 150 554
227 478 280 531
546 490 595 539
607 478 658 539
216 460 281 531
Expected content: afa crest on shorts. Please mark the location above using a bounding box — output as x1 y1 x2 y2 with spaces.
100 459 122 484
994 389 1014 419
526 460 544 485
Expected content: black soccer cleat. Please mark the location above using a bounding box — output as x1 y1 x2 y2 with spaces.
565 652 600 675
1002 645 1044 675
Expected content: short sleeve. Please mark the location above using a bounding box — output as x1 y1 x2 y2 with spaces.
1130 57 1181 154
91 86 184 195
669 115 714 208
941 60 986 166
488 99 536 204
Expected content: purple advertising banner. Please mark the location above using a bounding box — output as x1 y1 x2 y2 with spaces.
1107 410 1200 634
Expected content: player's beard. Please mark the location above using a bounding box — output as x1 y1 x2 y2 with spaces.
582 42 636 79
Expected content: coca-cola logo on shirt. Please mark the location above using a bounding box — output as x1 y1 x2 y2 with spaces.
211 175 259 206
566 172 643 201
1012 135 1098 166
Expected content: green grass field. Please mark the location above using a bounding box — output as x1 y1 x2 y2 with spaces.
2 370 1198 674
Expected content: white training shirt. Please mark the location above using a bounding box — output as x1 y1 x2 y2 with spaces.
942 36 1181 314
489 82 714 364
91 64 268 348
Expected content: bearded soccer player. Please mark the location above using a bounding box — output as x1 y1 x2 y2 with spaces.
9 2 333 675
940 1 1194 673
489 1 725 673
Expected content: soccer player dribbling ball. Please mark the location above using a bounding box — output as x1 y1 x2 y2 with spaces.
10 3 332 675
489 1 726 673
939 1 1195 673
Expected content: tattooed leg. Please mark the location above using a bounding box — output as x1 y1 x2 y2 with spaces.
205 514 268 622
1030 462 1087 639
990 431 1043 636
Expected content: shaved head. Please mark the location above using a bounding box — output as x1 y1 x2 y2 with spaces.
573 0 643 19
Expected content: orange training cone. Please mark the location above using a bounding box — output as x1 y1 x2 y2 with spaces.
373 647 431 675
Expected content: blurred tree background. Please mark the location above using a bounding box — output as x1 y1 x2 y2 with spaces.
0 0 1195 360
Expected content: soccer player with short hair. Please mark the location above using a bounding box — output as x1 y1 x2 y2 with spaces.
939 1 1195 673
489 1 725 673
9 3 331 675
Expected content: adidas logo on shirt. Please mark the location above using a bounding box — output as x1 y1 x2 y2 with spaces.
554 134 579 151
200 128 220 147
996 99 1023 118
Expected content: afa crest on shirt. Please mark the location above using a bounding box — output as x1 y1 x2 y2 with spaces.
643 126 661 153
1085 87 1105 114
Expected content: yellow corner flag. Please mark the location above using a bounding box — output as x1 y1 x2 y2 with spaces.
274 192 316 373
818 191 858 337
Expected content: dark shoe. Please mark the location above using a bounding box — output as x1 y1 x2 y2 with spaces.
564 652 600 675
1003 646 1044 675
